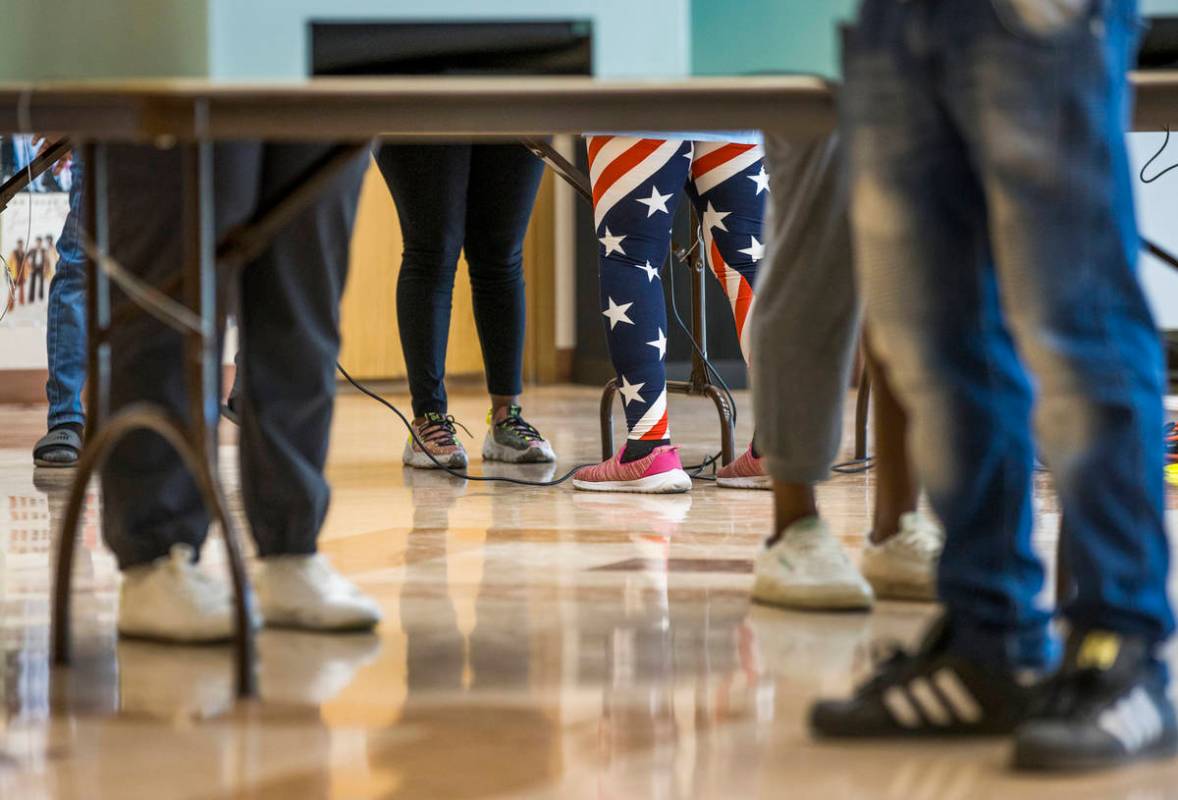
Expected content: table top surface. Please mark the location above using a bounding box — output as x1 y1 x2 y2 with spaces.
0 72 1175 139
0 74 833 99
0 75 839 141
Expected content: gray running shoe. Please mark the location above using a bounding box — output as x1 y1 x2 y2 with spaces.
403 412 469 470
482 406 556 463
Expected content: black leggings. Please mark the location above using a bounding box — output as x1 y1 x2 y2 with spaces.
374 143 544 418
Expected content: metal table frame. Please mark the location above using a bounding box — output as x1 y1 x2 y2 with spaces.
0 76 837 700
5 70 1176 701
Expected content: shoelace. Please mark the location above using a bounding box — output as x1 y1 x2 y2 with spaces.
418 414 470 447
497 411 544 443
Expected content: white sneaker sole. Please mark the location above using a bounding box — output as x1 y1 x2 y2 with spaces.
573 468 692 494
751 575 874 611
262 608 380 633
482 437 556 463
716 475 771 490
117 622 235 645
402 440 467 470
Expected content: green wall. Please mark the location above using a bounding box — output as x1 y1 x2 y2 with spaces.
691 0 857 77
692 0 1178 77
0 0 209 80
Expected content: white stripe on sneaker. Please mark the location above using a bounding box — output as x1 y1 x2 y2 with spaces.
1097 688 1163 758
932 668 983 724
1100 687 1163 753
884 687 922 728
909 677 952 726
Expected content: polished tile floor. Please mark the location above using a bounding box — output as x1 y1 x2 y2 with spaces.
1 385 1177 799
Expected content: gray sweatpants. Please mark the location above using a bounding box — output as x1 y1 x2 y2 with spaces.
750 134 861 483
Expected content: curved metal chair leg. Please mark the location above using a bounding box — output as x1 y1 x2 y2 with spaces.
854 363 872 461
702 385 736 466
600 379 619 462
53 403 258 698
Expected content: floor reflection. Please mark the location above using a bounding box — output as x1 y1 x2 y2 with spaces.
0 389 1173 799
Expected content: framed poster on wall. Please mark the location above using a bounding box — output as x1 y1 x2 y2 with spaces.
0 136 71 399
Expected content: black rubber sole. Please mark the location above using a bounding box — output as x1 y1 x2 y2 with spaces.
33 456 77 468
810 724 1018 740
809 702 1023 739
1013 733 1178 772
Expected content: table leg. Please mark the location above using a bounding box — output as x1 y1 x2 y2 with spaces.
52 140 258 698
53 137 363 697
180 140 257 698
854 358 872 461
702 384 736 466
599 379 618 461
53 142 109 666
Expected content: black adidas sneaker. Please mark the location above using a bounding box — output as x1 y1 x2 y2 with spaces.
810 615 1036 738
1013 630 1178 772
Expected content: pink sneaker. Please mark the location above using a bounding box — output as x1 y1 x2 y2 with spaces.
716 447 770 489
572 444 692 494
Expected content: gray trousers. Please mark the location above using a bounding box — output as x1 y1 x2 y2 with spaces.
750 134 861 483
100 143 368 569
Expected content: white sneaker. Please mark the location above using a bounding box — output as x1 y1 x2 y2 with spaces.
752 517 874 611
118 544 237 643
860 511 944 601
255 554 382 632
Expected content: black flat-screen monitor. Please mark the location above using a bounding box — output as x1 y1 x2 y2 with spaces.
309 20 592 76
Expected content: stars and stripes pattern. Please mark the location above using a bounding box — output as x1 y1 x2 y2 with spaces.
588 135 767 442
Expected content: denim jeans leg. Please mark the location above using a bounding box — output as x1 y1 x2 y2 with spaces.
45 161 87 430
843 5 1051 668
951 0 1173 647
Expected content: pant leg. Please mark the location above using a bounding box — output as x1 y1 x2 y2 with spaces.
100 143 263 569
374 143 470 418
462 144 545 399
948 0 1172 646
844 1 1050 668
587 136 690 442
749 133 861 483
237 144 367 557
686 140 767 363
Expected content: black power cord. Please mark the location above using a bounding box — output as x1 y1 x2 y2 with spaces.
666 234 739 428
666 228 874 477
831 456 874 474
1140 125 1178 184
337 361 590 486
337 362 727 486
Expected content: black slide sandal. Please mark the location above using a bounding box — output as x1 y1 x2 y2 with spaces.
33 427 83 468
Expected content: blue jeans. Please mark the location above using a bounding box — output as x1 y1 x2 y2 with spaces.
45 158 86 429
843 0 1172 668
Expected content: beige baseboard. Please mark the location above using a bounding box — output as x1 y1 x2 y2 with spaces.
0 365 238 407
0 369 48 404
